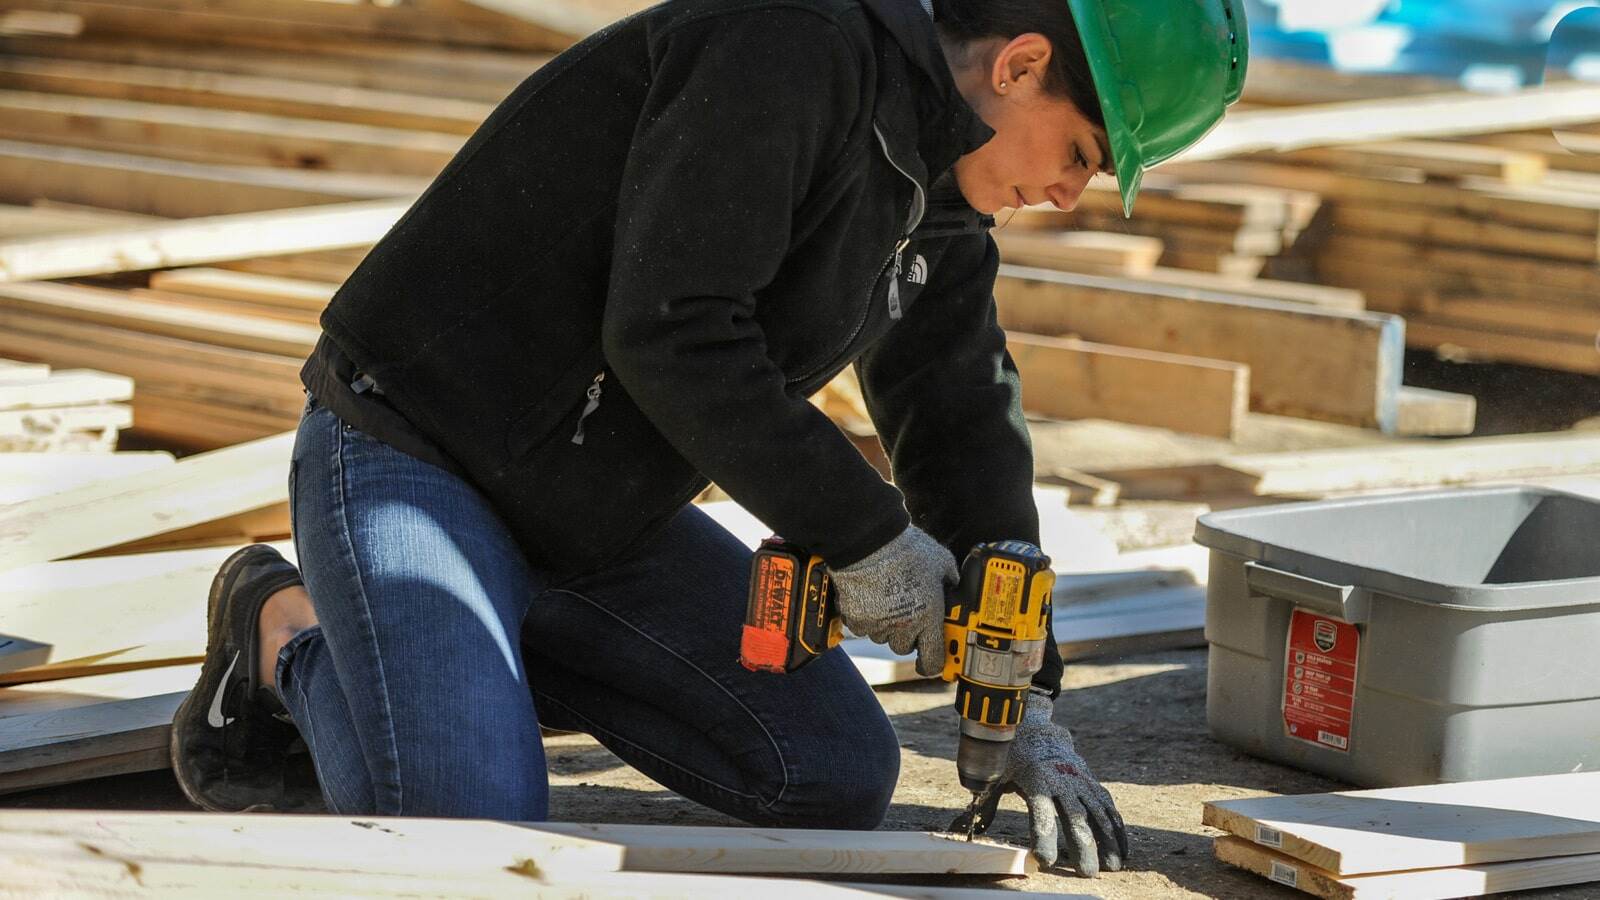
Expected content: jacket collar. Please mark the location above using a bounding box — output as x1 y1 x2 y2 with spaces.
857 0 994 180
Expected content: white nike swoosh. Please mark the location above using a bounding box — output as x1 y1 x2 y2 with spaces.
207 650 240 728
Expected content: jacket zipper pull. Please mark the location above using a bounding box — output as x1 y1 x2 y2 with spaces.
888 238 909 321
571 371 605 445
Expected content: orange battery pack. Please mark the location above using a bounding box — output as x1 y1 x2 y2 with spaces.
740 537 841 673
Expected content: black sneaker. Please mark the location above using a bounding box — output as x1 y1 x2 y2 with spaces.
170 544 321 812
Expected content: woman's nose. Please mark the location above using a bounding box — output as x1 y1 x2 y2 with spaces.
1046 169 1094 211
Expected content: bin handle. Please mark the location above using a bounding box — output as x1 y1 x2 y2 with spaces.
1244 562 1369 624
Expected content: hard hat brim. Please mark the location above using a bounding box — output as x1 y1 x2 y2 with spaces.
1065 0 1145 217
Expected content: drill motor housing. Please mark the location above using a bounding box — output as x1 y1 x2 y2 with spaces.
943 540 1055 792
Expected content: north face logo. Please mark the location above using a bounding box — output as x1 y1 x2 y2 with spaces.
905 254 928 285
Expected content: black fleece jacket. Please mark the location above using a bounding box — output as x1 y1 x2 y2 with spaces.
301 0 1062 694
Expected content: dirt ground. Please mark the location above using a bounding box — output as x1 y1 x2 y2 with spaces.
8 645 1596 898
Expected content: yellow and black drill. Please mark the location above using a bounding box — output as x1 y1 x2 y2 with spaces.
740 537 1055 832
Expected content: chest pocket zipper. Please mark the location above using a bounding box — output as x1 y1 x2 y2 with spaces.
571 371 605 445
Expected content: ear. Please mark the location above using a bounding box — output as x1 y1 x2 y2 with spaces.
989 32 1053 95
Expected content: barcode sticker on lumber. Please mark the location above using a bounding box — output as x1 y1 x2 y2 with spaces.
1270 860 1299 888
1255 825 1283 848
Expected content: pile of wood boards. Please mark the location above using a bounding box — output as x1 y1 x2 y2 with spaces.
0 0 1506 452
1155 102 1600 377
0 356 130 451
0 433 290 794
1205 773 1600 899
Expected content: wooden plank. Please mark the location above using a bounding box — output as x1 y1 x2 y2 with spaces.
0 198 407 282
127 287 322 326
1316 255 1600 315
531 823 1035 876
1395 386 1476 437
1315 235 1600 303
1204 773 1600 875
1182 83 1600 162
1097 432 1600 499
1476 131 1600 176
0 358 48 379
1006 332 1248 439
0 430 292 573
0 851 1078 900
0 88 463 176
0 810 631 886
1326 205 1600 264
1166 159 1600 236
0 33 534 102
1135 269 1365 312
0 687 181 776
0 369 131 411
996 265 1405 431
1403 316 1600 375
0 450 171 504
0 811 1034 882
0 745 167 795
0 302 304 381
1215 835 1600 900
1158 249 1265 279
0 545 247 676
126 388 293 449
0 282 319 357
0 403 132 442
992 230 1163 276
1282 140 1549 185
0 10 81 35
0 138 421 218
148 267 336 313
0 0 584 52
0 55 494 134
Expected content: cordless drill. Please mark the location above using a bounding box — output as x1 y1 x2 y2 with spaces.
739 537 1055 826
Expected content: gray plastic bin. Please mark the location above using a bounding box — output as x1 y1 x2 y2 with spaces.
1194 485 1600 787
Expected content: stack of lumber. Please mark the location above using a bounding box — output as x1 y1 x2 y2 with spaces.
0 2 1489 451
1155 88 1600 377
997 175 1322 280
0 433 291 793
0 356 130 451
0 811 1075 896
1205 773 1600 899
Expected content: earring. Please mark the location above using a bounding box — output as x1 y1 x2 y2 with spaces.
999 81 1008 89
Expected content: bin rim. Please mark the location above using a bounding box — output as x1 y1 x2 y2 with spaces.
1193 484 1600 612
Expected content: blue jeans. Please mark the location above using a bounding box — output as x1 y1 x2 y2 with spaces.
283 394 900 825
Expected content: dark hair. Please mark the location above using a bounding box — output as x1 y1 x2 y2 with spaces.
931 0 1106 127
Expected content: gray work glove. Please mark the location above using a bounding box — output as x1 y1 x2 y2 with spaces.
950 692 1129 876
829 524 957 677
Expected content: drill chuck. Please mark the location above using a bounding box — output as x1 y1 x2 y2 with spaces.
956 720 1016 792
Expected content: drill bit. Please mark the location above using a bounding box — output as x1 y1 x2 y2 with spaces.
962 784 993 842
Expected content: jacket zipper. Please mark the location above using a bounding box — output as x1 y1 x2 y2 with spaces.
783 124 928 389
873 122 925 323
570 370 605 444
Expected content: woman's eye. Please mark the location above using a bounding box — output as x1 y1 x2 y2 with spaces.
1075 150 1089 169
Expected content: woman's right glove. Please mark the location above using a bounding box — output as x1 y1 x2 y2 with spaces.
829 524 958 676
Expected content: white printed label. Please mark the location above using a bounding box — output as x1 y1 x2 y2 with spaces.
1270 860 1299 887
1255 825 1284 848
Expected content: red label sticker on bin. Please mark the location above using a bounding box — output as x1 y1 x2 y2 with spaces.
1283 609 1359 752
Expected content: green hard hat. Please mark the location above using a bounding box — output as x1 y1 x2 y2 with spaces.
1065 0 1249 216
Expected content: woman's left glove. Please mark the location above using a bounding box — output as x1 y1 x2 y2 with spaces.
950 692 1129 876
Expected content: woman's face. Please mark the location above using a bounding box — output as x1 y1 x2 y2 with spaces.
947 33 1114 215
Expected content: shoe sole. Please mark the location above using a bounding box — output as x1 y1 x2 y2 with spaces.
169 545 275 812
